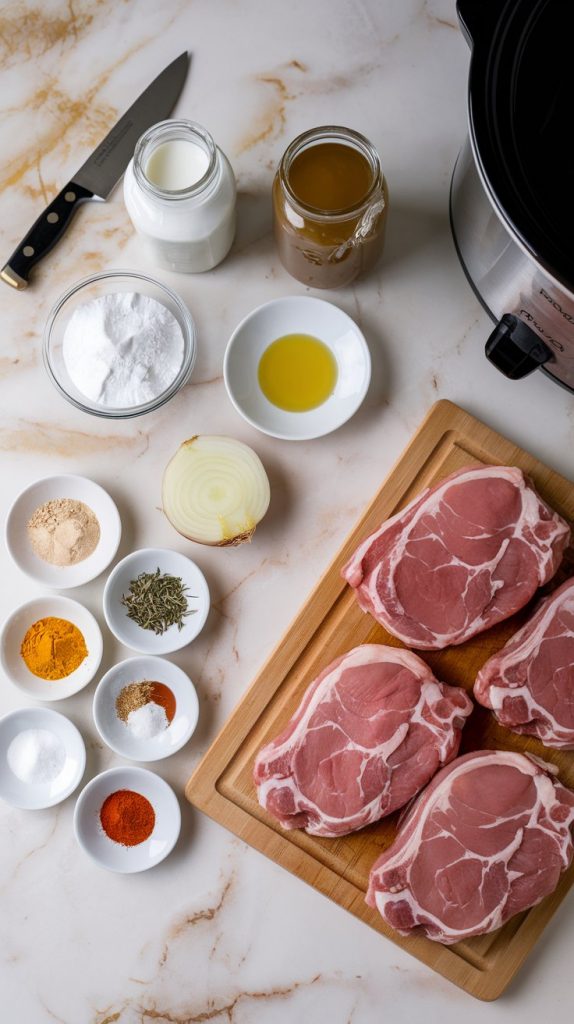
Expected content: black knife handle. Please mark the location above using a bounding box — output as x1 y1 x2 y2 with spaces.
1 181 94 290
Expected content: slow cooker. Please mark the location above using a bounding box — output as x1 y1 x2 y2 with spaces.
451 0 574 391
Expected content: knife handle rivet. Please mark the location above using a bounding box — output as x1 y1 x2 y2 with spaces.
64 191 76 202
47 212 59 224
23 246 35 257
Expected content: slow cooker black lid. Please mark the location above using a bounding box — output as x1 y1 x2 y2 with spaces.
459 0 574 292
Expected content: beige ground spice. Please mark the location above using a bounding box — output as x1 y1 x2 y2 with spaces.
115 681 177 724
27 498 100 567
115 681 153 721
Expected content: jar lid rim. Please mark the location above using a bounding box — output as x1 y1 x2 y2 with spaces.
133 119 218 201
278 126 383 219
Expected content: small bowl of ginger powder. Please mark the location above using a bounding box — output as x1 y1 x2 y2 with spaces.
5 475 121 589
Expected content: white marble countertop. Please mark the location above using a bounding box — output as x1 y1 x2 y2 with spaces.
1 1 574 1021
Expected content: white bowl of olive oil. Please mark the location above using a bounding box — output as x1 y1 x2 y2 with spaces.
223 296 371 440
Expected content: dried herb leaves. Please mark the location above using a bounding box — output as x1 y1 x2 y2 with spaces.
120 568 195 635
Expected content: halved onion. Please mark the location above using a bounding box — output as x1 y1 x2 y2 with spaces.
162 435 271 546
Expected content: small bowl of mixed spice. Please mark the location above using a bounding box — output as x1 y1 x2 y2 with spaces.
73 765 181 873
103 548 210 655
93 655 199 762
5 475 121 589
0 595 103 700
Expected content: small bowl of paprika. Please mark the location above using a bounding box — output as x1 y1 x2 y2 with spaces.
0 595 103 700
74 765 181 872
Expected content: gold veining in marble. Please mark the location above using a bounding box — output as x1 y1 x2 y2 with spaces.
1 29 169 202
0 348 38 379
159 873 235 968
0 0 100 65
192 374 224 388
233 57 391 157
234 60 311 155
1 807 61 892
101 223 132 244
236 74 293 155
86 874 333 1023
0 79 118 195
23 154 52 204
96 975 323 1024
424 1 457 31
38 995 70 1024
198 555 290 705
0 420 149 457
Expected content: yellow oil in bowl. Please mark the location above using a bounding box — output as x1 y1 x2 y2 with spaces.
257 334 337 412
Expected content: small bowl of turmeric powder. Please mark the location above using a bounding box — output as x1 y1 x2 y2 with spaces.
0 595 103 700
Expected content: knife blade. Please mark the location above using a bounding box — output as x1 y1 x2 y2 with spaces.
1 51 190 290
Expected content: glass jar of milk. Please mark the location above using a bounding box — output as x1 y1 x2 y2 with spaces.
124 120 236 273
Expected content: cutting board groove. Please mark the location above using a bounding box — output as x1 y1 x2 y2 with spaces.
186 400 574 1001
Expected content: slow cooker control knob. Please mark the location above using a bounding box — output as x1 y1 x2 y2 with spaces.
485 314 552 380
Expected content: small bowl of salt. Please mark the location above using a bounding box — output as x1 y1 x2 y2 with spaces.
93 655 199 762
43 270 196 419
0 707 86 809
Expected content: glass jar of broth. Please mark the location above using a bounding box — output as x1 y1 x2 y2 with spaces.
272 126 388 289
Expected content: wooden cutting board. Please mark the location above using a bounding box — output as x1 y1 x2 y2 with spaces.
186 399 574 1001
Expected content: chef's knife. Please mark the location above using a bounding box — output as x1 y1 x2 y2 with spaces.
1 51 190 290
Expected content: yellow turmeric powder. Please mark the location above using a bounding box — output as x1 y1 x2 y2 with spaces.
20 616 88 680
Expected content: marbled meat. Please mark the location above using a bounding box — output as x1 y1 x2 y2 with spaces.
475 576 574 748
367 749 574 943
342 465 569 650
253 644 472 837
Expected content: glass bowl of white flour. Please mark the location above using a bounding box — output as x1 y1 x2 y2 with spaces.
43 270 196 418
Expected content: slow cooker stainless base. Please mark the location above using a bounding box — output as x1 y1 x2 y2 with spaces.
453 0 574 394
450 146 568 393
450 138 574 392
450 137 572 391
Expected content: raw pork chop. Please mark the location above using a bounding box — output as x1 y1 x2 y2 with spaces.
253 644 472 838
475 577 574 748
367 749 574 944
342 465 569 651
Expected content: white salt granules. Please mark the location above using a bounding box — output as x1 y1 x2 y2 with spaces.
62 291 184 408
7 728 66 784
126 701 169 740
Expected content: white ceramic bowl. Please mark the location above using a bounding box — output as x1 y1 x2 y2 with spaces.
103 548 210 655
0 707 86 809
93 656 199 762
5 474 122 589
223 295 371 440
0 595 103 700
74 765 181 872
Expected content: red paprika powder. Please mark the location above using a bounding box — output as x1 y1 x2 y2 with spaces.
100 789 155 846
148 682 176 723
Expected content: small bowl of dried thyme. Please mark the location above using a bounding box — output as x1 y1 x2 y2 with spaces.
102 548 210 654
